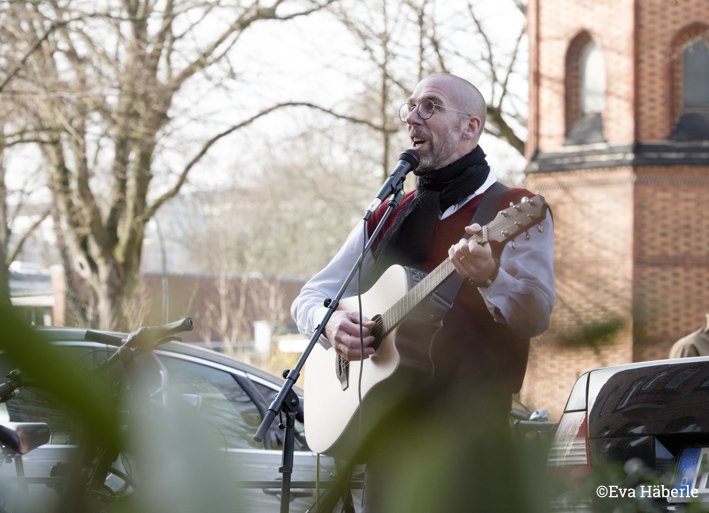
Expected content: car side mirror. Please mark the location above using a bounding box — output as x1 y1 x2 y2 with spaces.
529 409 549 422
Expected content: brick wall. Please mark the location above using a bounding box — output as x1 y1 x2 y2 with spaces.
528 0 709 150
525 164 709 418
524 0 709 418
635 1 709 139
528 0 635 156
522 168 635 417
633 167 709 361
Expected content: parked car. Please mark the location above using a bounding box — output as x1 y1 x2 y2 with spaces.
0 326 349 513
549 356 709 511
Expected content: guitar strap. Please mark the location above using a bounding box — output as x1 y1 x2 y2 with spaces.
426 181 510 322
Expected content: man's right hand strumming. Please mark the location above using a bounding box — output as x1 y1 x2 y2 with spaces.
325 311 377 361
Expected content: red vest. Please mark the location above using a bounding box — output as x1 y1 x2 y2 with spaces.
367 187 533 396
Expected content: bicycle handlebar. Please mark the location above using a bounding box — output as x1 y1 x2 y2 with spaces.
0 369 23 403
85 317 193 366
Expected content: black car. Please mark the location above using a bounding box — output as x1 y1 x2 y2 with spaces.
549 356 709 511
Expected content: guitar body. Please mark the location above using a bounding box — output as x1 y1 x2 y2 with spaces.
304 265 440 457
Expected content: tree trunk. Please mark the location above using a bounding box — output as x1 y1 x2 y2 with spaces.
95 280 125 331
0 132 9 307
92 254 145 331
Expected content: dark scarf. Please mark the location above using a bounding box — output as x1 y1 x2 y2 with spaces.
373 145 491 274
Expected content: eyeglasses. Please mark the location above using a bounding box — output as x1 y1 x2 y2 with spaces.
398 98 470 122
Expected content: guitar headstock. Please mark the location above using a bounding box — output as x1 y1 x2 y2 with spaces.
484 194 548 245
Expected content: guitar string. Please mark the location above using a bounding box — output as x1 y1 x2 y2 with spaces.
380 218 534 334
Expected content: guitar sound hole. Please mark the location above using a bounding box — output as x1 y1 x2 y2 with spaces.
371 314 384 351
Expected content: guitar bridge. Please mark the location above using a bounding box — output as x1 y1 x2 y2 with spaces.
334 314 386 391
336 355 349 391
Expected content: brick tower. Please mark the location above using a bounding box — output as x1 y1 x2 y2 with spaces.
522 0 709 417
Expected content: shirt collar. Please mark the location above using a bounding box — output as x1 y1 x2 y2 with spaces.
440 167 498 220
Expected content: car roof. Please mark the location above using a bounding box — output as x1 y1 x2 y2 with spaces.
584 354 709 411
34 326 303 394
588 354 709 376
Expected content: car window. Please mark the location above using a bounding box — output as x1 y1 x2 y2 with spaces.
159 355 264 450
0 345 307 452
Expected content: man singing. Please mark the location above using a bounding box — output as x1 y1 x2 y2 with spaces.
292 73 555 512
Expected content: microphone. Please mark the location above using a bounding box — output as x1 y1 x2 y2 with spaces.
364 149 420 218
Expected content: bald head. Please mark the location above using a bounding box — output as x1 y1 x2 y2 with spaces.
419 74 487 137
406 73 488 170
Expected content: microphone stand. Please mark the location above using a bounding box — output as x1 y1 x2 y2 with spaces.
254 185 407 513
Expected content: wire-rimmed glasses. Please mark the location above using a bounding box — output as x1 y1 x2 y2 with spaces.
398 99 470 122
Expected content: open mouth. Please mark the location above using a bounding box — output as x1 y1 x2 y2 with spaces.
411 138 427 149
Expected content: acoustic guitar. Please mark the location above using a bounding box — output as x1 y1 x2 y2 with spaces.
304 194 548 456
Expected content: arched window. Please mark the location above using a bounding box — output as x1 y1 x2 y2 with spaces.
670 31 709 141
580 42 606 115
566 36 606 145
683 39 709 110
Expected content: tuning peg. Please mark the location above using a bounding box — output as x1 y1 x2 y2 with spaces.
525 231 531 241
502 230 510 238
513 204 521 211
537 224 544 233
521 196 529 203
501 210 509 217
511 240 517 250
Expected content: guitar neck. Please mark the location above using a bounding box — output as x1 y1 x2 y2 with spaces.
384 260 454 330
375 194 546 338
380 232 484 334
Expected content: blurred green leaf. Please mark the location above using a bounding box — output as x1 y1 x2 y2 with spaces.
0 306 120 446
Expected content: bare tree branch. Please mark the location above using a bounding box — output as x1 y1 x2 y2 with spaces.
147 100 396 218
6 208 51 264
466 2 499 100
172 0 339 89
0 18 72 94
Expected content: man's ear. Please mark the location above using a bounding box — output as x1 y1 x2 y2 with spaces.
462 116 482 141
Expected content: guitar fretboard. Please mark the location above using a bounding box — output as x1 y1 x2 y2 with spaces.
380 257 456 335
